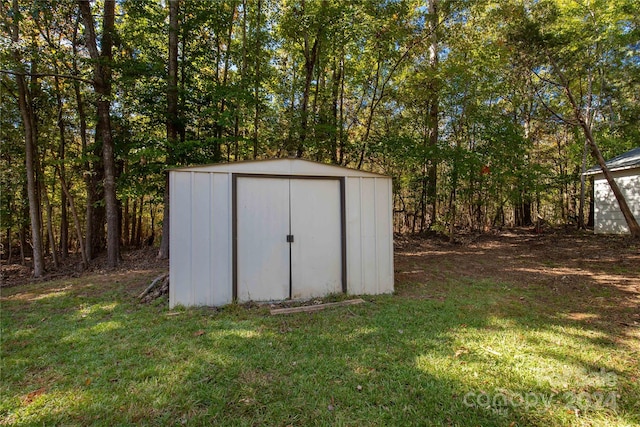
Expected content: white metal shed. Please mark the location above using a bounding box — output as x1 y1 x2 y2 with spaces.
584 147 640 234
169 158 394 308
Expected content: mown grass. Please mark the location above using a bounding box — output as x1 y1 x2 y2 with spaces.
1 269 639 426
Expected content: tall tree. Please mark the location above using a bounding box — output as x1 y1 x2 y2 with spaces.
78 0 120 266
8 0 45 276
158 0 180 259
297 0 325 157
425 0 439 229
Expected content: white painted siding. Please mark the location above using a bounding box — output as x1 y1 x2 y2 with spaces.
211 173 232 306
170 171 234 308
346 177 364 295
345 177 394 296
236 177 290 302
375 178 395 294
170 159 394 308
290 179 342 299
593 168 640 234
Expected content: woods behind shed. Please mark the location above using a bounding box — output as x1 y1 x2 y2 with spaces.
169 159 394 308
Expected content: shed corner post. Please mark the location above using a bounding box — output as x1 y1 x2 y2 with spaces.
232 173 238 302
340 176 347 294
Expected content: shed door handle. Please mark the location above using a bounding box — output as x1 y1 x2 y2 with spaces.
286 234 294 243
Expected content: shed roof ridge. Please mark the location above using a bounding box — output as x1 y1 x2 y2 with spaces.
169 157 389 177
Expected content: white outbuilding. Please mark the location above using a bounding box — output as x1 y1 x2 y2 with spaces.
584 147 640 234
169 158 394 308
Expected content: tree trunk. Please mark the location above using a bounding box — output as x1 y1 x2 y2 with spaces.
149 203 156 244
136 197 143 247
158 0 180 260
578 140 588 229
19 225 26 266
298 35 321 157
338 53 345 165
357 57 381 169
330 56 341 164
123 198 130 247
71 47 96 258
252 0 262 159
53 74 69 258
426 0 439 228
213 3 237 161
131 198 138 247
79 0 121 266
54 162 88 268
4 192 12 263
41 179 59 269
12 0 44 277
5 226 11 264
71 16 97 260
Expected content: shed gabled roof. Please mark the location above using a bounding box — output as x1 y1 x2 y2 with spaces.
584 147 640 176
170 158 389 178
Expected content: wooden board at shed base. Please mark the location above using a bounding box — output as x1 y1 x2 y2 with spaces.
270 298 365 315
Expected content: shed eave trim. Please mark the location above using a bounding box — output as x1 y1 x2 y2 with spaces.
583 165 640 177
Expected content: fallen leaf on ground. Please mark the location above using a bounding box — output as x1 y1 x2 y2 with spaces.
23 387 46 405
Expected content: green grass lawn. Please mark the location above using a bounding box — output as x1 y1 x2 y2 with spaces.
1 264 639 426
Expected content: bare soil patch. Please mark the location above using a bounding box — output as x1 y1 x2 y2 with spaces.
1 247 168 289
395 228 640 328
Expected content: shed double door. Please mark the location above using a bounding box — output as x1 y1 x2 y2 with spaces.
236 176 343 301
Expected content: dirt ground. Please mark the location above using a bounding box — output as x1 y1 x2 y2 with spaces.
394 228 640 327
0 247 168 289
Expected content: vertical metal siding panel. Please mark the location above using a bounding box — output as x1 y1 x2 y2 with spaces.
236 177 290 301
290 179 342 299
346 177 363 294
359 178 365 293
374 178 380 293
190 173 211 305
614 173 640 233
632 176 640 220
620 174 640 221
594 173 640 234
170 172 192 307
594 177 604 233
169 172 176 307
211 173 232 305
388 178 395 291
361 178 377 294
208 173 215 306
374 178 394 293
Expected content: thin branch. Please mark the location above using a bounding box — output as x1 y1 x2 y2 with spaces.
0 69 93 85
531 68 563 87
530 80 577 126
1 79 19 99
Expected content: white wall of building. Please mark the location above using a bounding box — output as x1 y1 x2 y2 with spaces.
593 168 640 234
